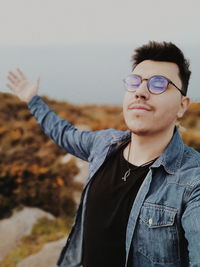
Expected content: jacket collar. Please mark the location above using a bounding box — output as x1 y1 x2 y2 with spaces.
152 126 185 174
111 126 184 175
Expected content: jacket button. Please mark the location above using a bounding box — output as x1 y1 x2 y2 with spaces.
148 218 153 225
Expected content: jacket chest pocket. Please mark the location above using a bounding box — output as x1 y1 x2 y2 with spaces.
136 203 180 265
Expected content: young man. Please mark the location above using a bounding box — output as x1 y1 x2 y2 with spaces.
7 41 200 267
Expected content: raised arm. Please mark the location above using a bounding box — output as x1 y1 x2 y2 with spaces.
27 95 97 161
6 69 97 161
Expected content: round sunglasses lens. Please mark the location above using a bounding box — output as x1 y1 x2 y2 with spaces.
149 76 168 94
125 75 141 91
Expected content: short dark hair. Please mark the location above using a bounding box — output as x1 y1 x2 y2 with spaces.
131 41 191 95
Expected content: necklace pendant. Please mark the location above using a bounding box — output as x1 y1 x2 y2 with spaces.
122 169 131 182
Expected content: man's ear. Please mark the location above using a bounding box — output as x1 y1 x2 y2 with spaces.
177 96 190 119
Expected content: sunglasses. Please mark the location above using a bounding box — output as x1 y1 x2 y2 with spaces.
123 74 186 96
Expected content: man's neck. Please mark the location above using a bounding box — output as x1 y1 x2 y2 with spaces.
124 127 175 166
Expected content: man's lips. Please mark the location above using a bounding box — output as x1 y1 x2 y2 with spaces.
128 103 152 111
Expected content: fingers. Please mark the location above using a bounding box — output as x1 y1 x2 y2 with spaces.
7 71 21 86
6 83 15 92
7 69 26 85
16 68 27 80
7 69 25 92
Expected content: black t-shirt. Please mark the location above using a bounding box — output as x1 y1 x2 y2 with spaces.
83 142 155 267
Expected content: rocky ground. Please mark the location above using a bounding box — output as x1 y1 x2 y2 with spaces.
0 207 55 262
16 238 66 267
0 156 88 267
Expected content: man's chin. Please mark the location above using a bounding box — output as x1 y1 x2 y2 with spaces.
128 126 151 136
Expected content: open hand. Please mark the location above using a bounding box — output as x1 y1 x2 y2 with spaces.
7 68 40 103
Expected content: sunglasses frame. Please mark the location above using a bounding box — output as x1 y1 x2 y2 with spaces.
123 74 186 96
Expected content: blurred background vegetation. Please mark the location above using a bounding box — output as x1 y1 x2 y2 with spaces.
0 92 199 219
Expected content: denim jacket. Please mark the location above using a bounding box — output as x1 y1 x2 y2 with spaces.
28 95 200 267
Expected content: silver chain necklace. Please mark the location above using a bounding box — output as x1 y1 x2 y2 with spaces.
122 142 156 182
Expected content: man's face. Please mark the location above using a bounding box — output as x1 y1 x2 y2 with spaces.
123 60 190 136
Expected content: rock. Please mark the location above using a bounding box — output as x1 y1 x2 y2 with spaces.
60 153 74 164
74 158 88 184
73 158 89 206
60 154 89 206
0 153 89 265
0 207 55 261
16 238 66 267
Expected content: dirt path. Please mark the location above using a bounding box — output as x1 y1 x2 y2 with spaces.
0 154 88 266
16 238 66 267
0 208 54 262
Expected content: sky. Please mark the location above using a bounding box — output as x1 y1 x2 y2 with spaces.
0 0 200 46
0 0 200 104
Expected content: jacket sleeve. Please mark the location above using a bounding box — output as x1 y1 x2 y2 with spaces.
181 176 200 266
27 95 97 162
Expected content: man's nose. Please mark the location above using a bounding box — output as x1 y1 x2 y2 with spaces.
134 81 150 100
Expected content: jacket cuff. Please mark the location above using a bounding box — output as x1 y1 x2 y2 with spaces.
27 95 41 109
